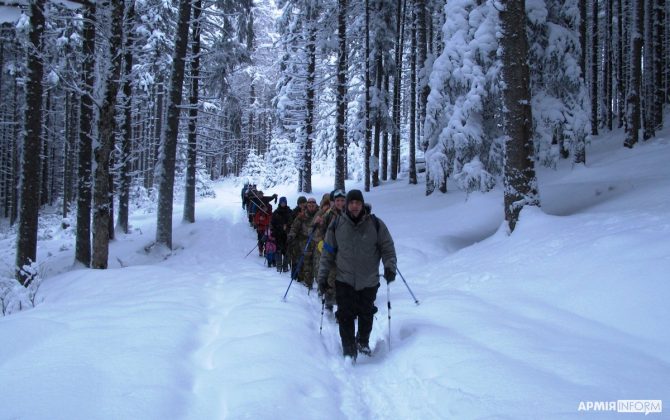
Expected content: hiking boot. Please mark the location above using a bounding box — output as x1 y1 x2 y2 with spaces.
342 343 357 360
357 342 372 356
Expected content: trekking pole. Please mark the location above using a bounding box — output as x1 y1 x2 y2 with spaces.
387 281 392 352
282 225 318 301
319 298 325 335
396 267 420 305
244 242 259 258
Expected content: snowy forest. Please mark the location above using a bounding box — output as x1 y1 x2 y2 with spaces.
0 1 669 417
0 0 668 295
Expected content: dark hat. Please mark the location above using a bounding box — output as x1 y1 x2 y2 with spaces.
297 196 307 205
279 196 287 205
346 189 364 205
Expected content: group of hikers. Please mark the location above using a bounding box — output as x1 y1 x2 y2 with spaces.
241 182 397 360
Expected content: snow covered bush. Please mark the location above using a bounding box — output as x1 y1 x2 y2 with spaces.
1 262 43 316
239 149 268 187
264 134 298 187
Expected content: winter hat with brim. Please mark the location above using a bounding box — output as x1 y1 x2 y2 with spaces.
346 189 364 206
307 197 317 204
279 196 287 205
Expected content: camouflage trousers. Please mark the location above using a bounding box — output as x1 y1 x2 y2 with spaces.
293 239 315 288
314 246 336 306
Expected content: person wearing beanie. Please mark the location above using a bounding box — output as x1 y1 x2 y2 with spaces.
288 196 320 288
287 196 309 270
253 203 272 257
311 194 332 297
344 189 366 224
316 188 346 311
317 188 397 360
272 196 293 272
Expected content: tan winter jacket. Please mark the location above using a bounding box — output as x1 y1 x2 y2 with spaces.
317 211 397 291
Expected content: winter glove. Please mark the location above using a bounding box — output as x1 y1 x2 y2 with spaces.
384 267 396 283
318 279 327 296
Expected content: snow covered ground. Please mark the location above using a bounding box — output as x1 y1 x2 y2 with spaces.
1 126 669 419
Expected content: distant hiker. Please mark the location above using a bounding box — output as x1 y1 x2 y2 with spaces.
288 196 308 270
247 189 277 226
253 203 272 257
241 182 249 209
288 197 319 288
257 190 279 207
317 189 397 360
245 185 257 225
264 228 277 267
317 189 346 311
272 197 293 272
311 193 331 297
292 196 307 219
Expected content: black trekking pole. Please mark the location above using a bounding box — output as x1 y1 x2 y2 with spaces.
244 242 259 258
282 225 318 301
319 298 326 335
396 267 420 305
387 282 392 352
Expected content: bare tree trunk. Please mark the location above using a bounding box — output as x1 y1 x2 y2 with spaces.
624 0 643 148
372 51 382 188
500 0 540 233
643 0 655 140
118 0 135 234
653 0 664 130
10 77 19 226
0 39 4 218
15 0 46 285
62 92 72 219
364 0 371 192
591 0 599 135
335 0 348 192
417 0 434 194
147 78 164 190
580 0 587 81
391 0 405 181
408 7 418 185
155 0 192 250
184 0 202 224
63 93 79 218
303 3 316 194
617 0 626 127
75 1 96 267
92 0 125 269
381 67 389 182
605 0 613 131
41 91 50 206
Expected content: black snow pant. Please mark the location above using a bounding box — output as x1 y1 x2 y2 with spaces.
335 281 379 358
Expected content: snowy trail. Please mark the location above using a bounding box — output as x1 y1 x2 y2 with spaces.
183 192 410 419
